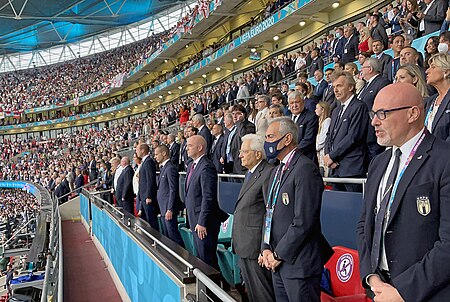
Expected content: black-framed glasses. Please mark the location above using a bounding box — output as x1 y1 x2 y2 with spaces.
369 106 413 120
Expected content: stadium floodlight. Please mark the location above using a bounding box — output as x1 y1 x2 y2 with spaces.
273 35 279 41
216 67 221 71
299 21 306 27
142 103 147 106
168 91 172 94
250 48 257 52
233 58 238 62
164 59 168 63
127 108 132 111
178 86 183 90
332 2 340 8
189 80 194 84
159 95 163 99
202 74 207 78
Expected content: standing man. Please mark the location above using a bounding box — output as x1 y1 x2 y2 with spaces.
308 50 324 77
358 58 391 162
115 157 135 215
88 154 97 182
232 134 275 302
210 123 225 173
342 26 359 64
220 113 237 174
254 95 270 134
74 168 84 194
154 145 184 247
288 91 319 163
324 71 369 192
261 117 333 302
136 143 159 230
167 133 180 167
185 135 228 269
192 114 213 155
322 68 337 111
357 83 450 301
313 70 328 102
372 39 393 80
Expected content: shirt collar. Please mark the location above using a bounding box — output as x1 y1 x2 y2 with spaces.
281 148 297 165
249 160 263 173
160 159 169 168
366 74 378 86
193 154 205 165
394 128 425 157
341 94 354 107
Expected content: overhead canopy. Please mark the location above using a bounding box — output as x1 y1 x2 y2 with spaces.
0 0 187 54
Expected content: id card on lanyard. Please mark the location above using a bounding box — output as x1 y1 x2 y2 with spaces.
263 149 296 245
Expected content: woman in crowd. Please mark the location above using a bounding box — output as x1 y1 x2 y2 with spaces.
315 101 331 177
395 64 429 98
425 53 450 142
344 62 365 94
400 0 420 38
358 27 373 54
247 99 258 124
358 51 371 67
179 104 189 125
424 36 440 69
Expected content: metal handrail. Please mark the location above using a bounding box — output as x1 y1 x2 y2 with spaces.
1 217 36 248
55 179 98 202
92 194 124 218
193 269 236 302
323 177 366 184
57 204 63 302
134 223 194 275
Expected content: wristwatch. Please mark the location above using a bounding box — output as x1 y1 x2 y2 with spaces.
273 251 282 261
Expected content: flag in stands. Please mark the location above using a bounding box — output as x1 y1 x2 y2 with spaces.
199 0 210 19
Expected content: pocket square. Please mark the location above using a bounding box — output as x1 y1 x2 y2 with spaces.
343 119 348 122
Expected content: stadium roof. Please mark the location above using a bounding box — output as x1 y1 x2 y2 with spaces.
0 0 187 54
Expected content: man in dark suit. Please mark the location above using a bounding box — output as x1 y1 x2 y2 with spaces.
418 0 447 35
232 134 275 302
357 83 450 301
55 177 70 203
307 50 324 78
210 123 225 173
192 113 213 155
167 133 180 167
88 154 97 182
342 26 359 64
230 105 256 174
115 157 135 215
185 135 228 269
312 70 328 102
370 14 389 49
387 35 405 82
358 58 391 162
331 28 345 61
136 143 159 230
287 91 319 163
324 71 369 192
260 117 333 302
372 40 393 80
74 168 84 194
221 113 237 174
154 145 184 247
322 68 338 112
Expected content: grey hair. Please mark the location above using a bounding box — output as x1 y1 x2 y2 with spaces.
268 117 299 145
242 134 266 159
287 91 304 101
257 94 271 106
365 57 381 74
192 113 205 125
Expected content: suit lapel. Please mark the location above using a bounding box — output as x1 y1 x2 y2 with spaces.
432 89 450 132
331 98 354 139
296 110 307 127
386 133 434 226
186 157 203 192
280 151 301 188
236 161 265 204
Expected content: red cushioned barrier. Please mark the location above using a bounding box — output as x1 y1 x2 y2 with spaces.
321 246 371 302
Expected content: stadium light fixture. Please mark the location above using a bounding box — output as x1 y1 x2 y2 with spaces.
233 58 238 63
134 106 138 108
273 35 279 41
189 80 194 84
178 86 183 90
127 108 131 111
185 44 189 48
110 113 114 115
250 48 257 52
142 103 147 106
332 2 340 8
299 21 306 27
168 91 172 94
164 59 168 63
216 67 221 71
159 95 163 99
202 74 207 78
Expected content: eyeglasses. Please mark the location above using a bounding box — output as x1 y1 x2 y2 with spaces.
369 106 413 120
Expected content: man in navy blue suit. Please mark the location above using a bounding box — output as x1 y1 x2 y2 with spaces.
260 117 333 302
324 71 368 192
342 26 359 64
74 168 84 194
357 83 450 301
154 145 184 247
185 135 228 269
312 70 328 102
192 113 213 155
287 91 319 163
136 143 159 230
210 123 225 173
358 58 391 163
167 133 180 167
115 157 135 215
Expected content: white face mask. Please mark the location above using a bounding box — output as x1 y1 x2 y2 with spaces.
438 43 449 53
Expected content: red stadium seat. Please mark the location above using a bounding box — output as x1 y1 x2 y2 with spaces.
321 246 370 302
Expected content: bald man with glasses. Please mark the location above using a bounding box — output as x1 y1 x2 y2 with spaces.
357 83 450 302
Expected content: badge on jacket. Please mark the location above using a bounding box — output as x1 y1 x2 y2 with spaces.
282 193 290 205
416 196 431 216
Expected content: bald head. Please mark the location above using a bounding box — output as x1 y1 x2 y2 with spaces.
186 135 207 160
121 156 130 167
372 83 424 147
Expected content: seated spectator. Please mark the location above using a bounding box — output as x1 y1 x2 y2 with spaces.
344 62 365 94
400 0 421 38
396 64 430 97
424 36 440 69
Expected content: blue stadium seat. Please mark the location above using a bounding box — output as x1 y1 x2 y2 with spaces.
178 223 196 256
216 244 241 286
218 215 233 246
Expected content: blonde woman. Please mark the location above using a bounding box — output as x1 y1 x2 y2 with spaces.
395 64 429 98
344 62 365 94
358 26 373 54
315 101 331 177
425 53 450 141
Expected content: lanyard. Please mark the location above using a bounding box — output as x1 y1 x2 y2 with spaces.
267 149 297 208
386 131 426 217
424 96 438 128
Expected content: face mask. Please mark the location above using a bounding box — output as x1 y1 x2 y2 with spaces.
336 32 341 38
264 134 287 159
438 43 449 53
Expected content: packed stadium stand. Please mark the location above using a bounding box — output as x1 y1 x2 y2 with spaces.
0 0 449 301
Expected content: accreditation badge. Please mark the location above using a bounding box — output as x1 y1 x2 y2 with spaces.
263 208 273 244
282 193 289 205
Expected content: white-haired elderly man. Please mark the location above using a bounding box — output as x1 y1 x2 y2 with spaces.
232 134 275 302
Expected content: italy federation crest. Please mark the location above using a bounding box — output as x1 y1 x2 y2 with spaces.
417 196 431 216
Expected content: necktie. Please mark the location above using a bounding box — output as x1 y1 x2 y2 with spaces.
211 137 217 153
371 148 402 271
245 171 253 183
186 162 196 187
358 82 368 99
292 115 298 123
337 104 345 123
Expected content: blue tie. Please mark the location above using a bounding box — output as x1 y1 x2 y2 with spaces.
245 171 253 183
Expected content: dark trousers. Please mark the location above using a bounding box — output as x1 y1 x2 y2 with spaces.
192 223 220 270
272 271 321 302
239 258 275 302
143 203 159 230
122 200 134 215
162 215 185 248
367 142 385 164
